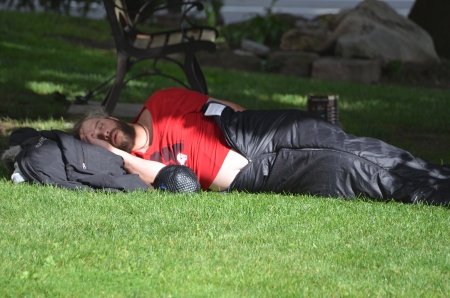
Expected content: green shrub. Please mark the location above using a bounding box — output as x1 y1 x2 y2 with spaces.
221 0 293 49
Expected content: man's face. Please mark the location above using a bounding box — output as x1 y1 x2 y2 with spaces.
79 117 136 152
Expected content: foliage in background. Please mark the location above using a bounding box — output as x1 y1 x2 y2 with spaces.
0 0 102 15
220 0 293 48
0 0 224 20
1 0 287 46
199 0 224 26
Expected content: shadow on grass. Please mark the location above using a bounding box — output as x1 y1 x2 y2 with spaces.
0 90 72 180
0 92 70 120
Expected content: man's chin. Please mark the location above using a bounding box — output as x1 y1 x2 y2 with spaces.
111 141 134 153
109 125 136 153
122 146 134 153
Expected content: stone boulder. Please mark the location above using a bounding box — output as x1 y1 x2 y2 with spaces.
330 0 440 70
270 51 320 77
311 57 381 84
280 21 331 53
241 39 271 58
313 9 352 31
196 42 262 73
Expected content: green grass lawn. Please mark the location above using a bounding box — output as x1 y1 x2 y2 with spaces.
2 184 449 297
0 9 449 297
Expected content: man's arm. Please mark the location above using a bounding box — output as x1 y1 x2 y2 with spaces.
207 97 245 112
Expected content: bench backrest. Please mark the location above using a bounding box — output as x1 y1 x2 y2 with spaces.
103 0 218 56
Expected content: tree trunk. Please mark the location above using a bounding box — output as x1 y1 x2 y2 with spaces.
408 0 450 58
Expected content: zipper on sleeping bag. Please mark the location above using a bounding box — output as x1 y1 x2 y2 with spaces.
80 143 87 169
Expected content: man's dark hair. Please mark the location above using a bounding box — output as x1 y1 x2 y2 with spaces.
71 108 109 139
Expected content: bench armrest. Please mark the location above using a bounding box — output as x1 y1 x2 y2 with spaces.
134 1 205 26
126 1 212 39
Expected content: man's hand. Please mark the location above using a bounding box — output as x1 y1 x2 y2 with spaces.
80 128 115 152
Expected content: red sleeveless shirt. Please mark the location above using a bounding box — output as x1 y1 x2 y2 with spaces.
131 88 230 190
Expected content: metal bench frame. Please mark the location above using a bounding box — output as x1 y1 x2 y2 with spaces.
75 0 218 114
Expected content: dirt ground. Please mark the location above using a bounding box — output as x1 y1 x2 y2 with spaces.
379 58 450 90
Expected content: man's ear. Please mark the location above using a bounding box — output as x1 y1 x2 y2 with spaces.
108 116 119 121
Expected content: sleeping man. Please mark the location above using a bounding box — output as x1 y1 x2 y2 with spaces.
73 88 450 205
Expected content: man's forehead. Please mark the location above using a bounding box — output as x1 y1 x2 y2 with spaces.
81 117 100 127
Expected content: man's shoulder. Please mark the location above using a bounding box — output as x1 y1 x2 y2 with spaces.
147 88 208 107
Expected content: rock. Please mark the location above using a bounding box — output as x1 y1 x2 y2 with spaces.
270 51 319 77
233 49 256 57
277 13 309 28
280 22 331 52
311 57 381 84
196 42 262 72
330 0 440 70
241 39 271 57
313 9 352 31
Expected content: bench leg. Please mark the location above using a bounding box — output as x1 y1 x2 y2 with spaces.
184 52 208 95
102 51 128 115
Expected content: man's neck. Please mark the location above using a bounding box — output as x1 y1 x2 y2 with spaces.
131 109 153 152
135 123 149 150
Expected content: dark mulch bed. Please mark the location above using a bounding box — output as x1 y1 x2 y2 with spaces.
379 58 450 90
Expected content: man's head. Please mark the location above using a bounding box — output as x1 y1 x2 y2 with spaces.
72 109 136 153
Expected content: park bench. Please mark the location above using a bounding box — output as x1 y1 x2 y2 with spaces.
75 0 218 114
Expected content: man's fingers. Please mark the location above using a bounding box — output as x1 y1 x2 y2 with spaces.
80 130 95 143
85 133 96 143
85 134 114 151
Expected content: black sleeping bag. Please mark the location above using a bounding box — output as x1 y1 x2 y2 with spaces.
215 106 450 205
12 128 149 191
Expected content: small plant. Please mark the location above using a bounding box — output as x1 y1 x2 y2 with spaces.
260 59 281 72
221 0 293 49
384 60 404 77
200 0 224 26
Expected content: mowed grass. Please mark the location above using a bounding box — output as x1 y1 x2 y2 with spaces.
1 183 449 297
0 9 449 297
